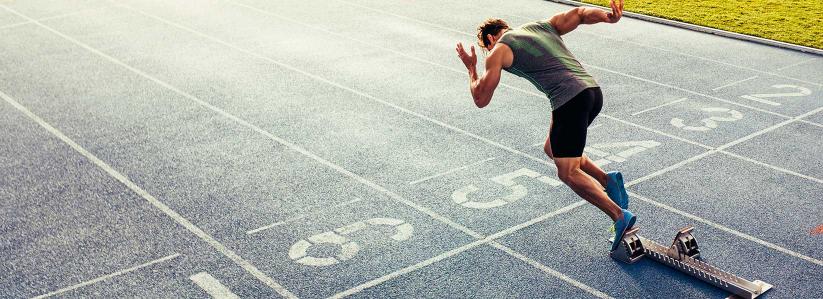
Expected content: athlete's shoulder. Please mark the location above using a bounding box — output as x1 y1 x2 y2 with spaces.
488 43 514 68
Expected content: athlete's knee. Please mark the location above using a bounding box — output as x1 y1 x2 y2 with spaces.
556 171 573 184
555 166 577 183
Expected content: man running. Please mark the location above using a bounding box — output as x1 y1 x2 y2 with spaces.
455 0 635 251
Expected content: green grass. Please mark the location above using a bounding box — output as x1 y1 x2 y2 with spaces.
578 0 823 49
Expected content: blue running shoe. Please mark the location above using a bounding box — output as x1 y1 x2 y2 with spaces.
611 209 636 251
605 171 629 209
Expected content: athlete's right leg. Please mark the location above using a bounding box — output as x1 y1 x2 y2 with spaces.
580 154 608 187
554 156 622 221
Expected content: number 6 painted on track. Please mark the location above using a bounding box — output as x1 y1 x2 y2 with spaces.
288 217 413 266
452 168 562 209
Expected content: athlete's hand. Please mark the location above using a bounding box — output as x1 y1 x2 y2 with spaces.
456 42 477 71
606 0 624 23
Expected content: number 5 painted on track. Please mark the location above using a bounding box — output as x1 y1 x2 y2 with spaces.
452 168 562 209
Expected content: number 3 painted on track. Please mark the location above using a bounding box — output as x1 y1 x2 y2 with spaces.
670 107 743 131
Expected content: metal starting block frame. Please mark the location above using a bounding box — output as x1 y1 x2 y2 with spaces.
610 226 773 299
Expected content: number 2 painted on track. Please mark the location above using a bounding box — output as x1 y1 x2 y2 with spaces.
740 84 812 106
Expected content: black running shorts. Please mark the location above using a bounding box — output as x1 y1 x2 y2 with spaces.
549 87 603 158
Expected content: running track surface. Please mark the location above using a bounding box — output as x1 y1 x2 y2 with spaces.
1 0 821 298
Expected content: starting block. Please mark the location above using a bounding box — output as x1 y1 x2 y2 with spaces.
610 226 773 299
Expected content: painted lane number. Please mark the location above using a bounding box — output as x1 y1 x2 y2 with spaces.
289 217 413 266
671 107 743 131
451 168 562 209
584 140 661 167
740 84 812 106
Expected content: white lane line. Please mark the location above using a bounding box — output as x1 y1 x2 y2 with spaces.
329 201 599 298
247 197 364 235
493 7 821 87
227 0 714 153
581 63 794 120
329 0 808 119
799 118 823 128
31 254 180 299
102 1 482 241
775 57 817 71
490 242 613 299
629 191 823 267
629 106 823 187
0 8 300 298
711 76 758 91
112 1 558 177
191 272 240 299
133 0 823 275
3 0 483 258
630 97 688 116
717 106 823 151
719 150 823 184
106 0 823 276
600 114 713 150
328 239 488 298
625 151 715 187
0 5 115 31
409 156 497 185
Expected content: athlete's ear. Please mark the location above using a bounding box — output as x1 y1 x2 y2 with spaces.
486 33 495 45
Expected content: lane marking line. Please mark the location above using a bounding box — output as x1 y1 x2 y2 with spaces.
490 242 613 299
120 1 823 275
481 4 822 87
629 191 823 267
227 0 714 153
332 0 799 121
775 57 817 71
247 197 364 235
581 63 793 120
719 150 823 184
409 156 497 185
190 272 240 299
0 5 115 31
14 3 818 296
631 97 688 116
711 76 758 91
0 10 299 297
111 2 558 177
5 4 484 273
31 254 180 299
328 201 608 298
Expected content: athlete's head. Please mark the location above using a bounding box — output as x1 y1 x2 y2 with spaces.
476 18 509 52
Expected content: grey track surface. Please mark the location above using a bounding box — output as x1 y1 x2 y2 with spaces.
0 0 820 298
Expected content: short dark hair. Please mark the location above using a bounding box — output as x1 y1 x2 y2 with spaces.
476 18 509 49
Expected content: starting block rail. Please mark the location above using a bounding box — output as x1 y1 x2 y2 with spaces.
610 226 773 299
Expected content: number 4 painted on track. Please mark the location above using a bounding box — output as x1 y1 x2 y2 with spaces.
584 140 661 167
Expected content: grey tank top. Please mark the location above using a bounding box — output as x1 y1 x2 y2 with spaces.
498 21 598 110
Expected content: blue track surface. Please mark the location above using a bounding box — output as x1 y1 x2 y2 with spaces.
1 0 821 298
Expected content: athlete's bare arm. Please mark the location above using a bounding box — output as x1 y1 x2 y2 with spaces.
455 42 513 108
550 0 623 35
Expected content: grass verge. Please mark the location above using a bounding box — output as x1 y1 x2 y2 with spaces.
578 0 822 49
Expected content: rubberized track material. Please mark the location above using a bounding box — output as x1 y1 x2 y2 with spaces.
1 0 821 298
